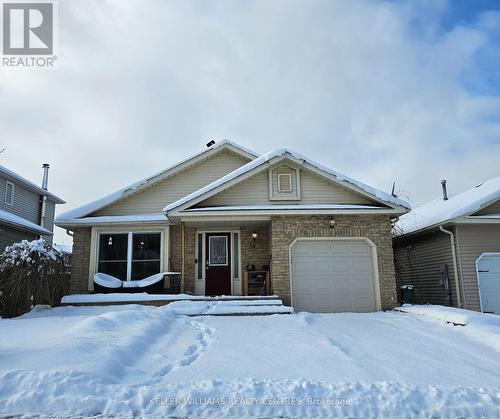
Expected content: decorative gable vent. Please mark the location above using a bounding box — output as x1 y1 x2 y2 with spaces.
269 164 301 200
277 173 292 192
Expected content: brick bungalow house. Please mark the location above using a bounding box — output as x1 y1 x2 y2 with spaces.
55 141 409 312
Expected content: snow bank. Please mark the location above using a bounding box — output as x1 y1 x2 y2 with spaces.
395 304 500 326
164 300 292 315
1 306 500 417
61 293 280 304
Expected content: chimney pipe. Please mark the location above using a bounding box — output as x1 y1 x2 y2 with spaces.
42 163 49 190
441 179 448 201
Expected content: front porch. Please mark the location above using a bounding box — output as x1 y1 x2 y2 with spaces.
169 220 272 298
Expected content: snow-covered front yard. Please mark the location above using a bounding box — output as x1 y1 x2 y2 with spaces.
1 304 499 417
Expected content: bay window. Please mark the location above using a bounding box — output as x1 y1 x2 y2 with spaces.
97 232 161 280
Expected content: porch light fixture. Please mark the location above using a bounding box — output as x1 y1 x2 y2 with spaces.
328 218 336 229
251 231 258 241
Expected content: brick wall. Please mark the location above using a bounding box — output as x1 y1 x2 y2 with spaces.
240 225 271 273
70 227 92 294
270 215 397 309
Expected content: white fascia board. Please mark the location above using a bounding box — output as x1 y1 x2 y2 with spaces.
177 208 403 217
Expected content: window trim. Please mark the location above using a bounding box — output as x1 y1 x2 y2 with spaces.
277 173 292 192
5 181 15 206
97 230 163 281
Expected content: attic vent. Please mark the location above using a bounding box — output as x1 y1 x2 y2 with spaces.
277 173 292 192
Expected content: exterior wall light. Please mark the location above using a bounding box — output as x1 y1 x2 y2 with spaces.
328 218 336 229
251 231 258 241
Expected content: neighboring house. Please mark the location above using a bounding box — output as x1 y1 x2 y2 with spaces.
55 141 409 312
394 177 500 314
0 164 65 250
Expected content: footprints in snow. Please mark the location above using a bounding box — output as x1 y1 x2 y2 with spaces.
152 318 215 379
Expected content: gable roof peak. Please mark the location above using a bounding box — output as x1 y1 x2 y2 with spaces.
163 147 410 214
56 140 258 223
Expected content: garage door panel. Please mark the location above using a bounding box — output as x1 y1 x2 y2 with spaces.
477 254 500 314
292 240 377 313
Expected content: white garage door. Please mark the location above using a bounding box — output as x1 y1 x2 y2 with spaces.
291 240 378 313
477 253 500 314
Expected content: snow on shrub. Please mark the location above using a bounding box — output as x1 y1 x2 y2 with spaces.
0 239 69 318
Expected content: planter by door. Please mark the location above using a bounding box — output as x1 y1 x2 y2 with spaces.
205 233 231 296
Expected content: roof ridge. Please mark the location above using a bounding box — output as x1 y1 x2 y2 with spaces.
163 148 410 213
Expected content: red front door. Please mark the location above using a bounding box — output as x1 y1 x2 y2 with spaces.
205 233 231 296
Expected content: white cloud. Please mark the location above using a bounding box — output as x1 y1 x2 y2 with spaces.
1 0 499 244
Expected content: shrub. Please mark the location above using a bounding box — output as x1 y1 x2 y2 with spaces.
0 239 70 318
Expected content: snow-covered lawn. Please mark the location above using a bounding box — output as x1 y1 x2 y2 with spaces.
1 304 499 417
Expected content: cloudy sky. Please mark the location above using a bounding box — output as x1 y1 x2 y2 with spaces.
1 0 499 245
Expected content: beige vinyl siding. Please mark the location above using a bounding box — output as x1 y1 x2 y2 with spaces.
93 151 249 216
200 172 270 206
199 167 376 207
393 230 459 306
455 224 500 311
474 199 500 215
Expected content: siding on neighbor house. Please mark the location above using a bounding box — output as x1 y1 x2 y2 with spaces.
455 224 500 311
0 225 38 252
199 166 376 207
393 230 459 306
93 151 250 216
474 199 500 215
0 175 57 245
0 176 41 225
271 215 397 309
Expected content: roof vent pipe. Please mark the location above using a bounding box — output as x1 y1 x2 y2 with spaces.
441 179 448 201
42 163 49 190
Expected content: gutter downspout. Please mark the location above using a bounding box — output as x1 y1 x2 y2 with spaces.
39 164 50 239
439 225 462 308
39 195 47 238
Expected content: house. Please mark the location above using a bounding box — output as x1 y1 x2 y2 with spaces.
55 141 409 312
393 177 500 314
0 164 65 250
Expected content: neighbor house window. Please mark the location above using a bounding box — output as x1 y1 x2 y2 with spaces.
277 173 292 192
98 232 161 280
5 181 15 205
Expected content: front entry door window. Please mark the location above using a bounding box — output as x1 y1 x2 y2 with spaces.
209 236 228 266
205 233 231 296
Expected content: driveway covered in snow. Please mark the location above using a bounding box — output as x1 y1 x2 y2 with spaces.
1 305 499 417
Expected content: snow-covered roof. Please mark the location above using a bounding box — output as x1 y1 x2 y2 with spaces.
164 148 410 214
56 140 257 223
0 208 52 235
396 175 500 235
56 213 169 227
0 165 65 204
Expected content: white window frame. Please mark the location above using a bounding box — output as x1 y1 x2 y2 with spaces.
5 181 15 206
96 230 163 281
277 173 292 192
